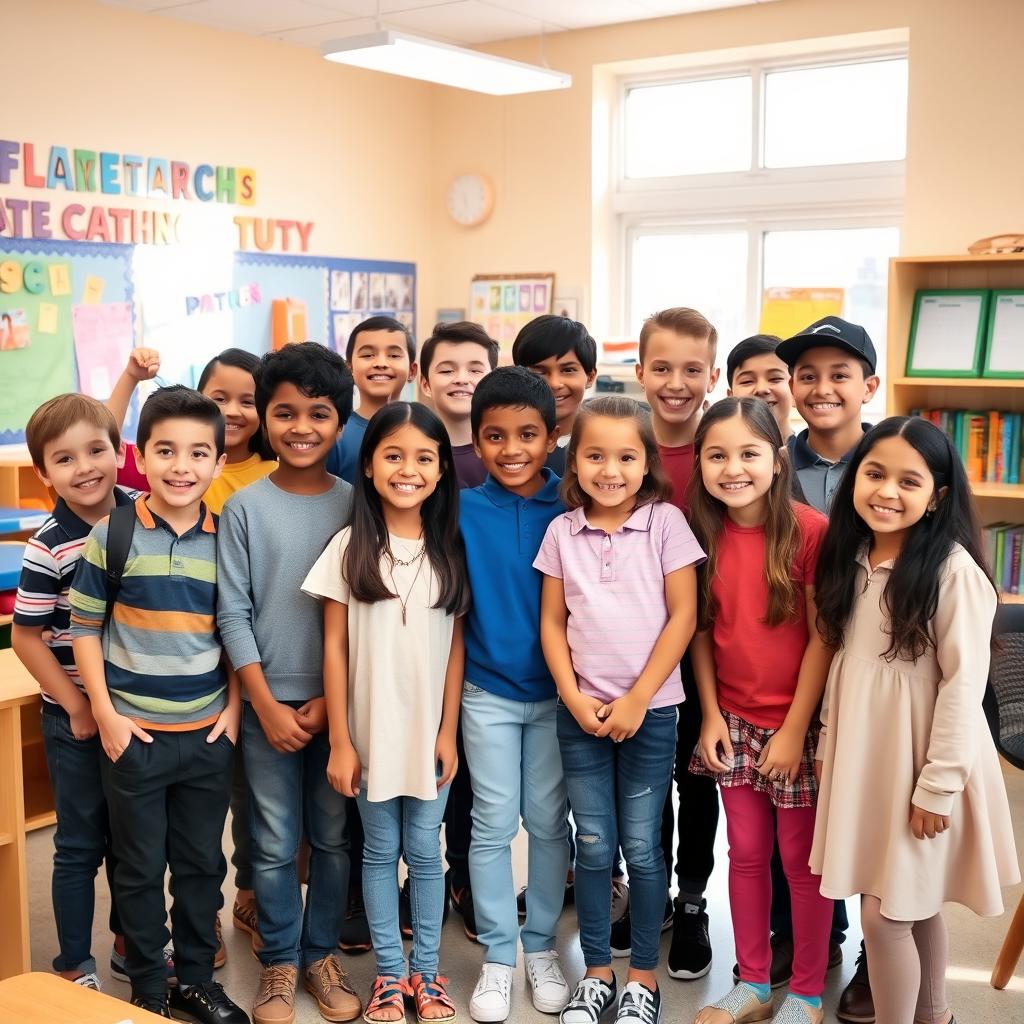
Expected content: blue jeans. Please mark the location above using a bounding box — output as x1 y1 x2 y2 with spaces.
357 781 450 978
41 705 122 974
244 703 349 968
556 701 677 971
462 684 569 966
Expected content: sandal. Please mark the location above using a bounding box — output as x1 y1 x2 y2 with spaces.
364 975 411 1024
409 973 456 1024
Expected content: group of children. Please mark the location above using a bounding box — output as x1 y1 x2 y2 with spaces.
10 305 1019 1024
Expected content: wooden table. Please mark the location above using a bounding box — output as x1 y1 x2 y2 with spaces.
0 972 170 1022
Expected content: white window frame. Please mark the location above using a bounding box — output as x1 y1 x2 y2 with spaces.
611 46 907 339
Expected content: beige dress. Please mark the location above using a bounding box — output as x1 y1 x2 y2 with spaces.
810 544 1020 920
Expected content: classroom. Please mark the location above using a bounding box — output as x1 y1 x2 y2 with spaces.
0 1 1022 1022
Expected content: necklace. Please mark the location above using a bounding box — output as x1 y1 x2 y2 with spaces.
386 542 428 625
388 536 425 567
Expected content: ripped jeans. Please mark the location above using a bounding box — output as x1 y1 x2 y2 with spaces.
556 700 678 970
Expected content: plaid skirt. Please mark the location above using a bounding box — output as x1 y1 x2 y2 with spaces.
688 709 820 809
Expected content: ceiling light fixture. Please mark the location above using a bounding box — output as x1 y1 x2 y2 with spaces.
322 30 571 96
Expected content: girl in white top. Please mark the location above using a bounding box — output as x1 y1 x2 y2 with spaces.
302 402 469 1024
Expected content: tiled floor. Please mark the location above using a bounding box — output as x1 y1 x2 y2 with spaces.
27 768 1024 1022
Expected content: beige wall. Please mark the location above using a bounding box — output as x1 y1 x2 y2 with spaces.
428 0 1024 333
6 0 1023 345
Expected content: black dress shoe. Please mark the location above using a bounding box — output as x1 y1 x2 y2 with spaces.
168 980 249 1024
132 992 171 1018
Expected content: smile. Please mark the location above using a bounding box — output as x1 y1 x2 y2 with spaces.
391 482 422 492
447 390 473 399
869 504 900 516
499 462 529 472
73 477 104 491
368 373 395 382
809 402 842 411
720 481 751 491
660 396 691 409
164 480 196 489
286 441 319 450
596 482 625 491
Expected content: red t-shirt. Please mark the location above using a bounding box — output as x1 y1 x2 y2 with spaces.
711 501 828 729
659 442 695 517
116 443 149 493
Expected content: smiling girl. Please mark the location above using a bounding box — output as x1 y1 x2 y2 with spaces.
686 397 833 1024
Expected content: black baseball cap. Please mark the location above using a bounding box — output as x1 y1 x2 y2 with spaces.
776 316 877 375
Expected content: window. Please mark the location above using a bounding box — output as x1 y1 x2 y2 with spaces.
614 50 906 413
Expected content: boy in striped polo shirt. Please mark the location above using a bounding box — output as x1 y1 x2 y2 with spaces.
70 386 247 1024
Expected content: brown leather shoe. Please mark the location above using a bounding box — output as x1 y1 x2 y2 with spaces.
304 955 362 1022
836 945 875 1024
254 963 298 1024
214 912 227 969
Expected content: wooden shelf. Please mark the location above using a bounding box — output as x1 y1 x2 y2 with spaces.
972 483 1024 499
0 832 13 848
24 811 56 832
893 376 1024 389
1000 593 1024 604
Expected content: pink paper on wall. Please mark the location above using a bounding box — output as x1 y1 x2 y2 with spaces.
72 302 134 398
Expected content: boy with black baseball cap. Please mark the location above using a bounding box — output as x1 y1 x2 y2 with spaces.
777 316 880 515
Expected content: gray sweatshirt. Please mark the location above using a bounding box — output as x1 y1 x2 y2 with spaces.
217 475 353 702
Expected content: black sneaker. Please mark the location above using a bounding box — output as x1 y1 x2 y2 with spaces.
400 878 413 940
615 981 661 1024
168 980 249 1024
517 876 574 922
516 885 528 921
339 888 372 954
561 976 617 1024
449 872 479 943
609 905 631 958
661 897 674 932
131 992 171 1018
667 898 711 980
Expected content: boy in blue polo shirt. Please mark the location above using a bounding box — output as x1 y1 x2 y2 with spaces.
459 367 571 1024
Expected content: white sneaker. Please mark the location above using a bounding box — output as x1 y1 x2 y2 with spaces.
525 950 570 1014
72 972 101 991
471 962 513 1023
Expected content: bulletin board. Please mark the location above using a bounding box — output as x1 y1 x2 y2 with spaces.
469 273 554 353
0 238 415 445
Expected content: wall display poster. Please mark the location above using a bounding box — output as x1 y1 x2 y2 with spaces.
470 273 554 353
759 287 844 340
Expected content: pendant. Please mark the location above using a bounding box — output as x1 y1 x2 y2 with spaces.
401 606 407 626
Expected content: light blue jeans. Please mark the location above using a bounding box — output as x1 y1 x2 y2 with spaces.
357 780 451 978
461 683 569 966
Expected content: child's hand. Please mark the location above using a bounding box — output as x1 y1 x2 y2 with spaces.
327 742 362 797
97 709 152 763
207 700 240 745
256 700 313 753
756 725 803 785
567 693 605 735
594 693 646 743
435 732 458 790
699 713 734 773
68 703 99 741
296 697 328 735
124 347 161 382
910 804 950 840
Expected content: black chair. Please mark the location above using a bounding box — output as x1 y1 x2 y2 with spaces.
985 602 1024 989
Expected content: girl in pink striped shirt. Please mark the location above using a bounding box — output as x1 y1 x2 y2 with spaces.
535 396 704 1024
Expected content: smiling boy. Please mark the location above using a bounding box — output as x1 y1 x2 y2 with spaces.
726 335 793 440
327 316 417 484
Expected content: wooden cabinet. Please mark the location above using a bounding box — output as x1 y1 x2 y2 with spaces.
886 254 1024 602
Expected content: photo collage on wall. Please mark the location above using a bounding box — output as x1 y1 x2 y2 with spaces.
331 269 415 352
469 274 553 354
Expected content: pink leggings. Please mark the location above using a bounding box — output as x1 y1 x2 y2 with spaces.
720 785 833 996
860 896 949 1024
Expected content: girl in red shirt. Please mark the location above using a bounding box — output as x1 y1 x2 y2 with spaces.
685 397 833 1024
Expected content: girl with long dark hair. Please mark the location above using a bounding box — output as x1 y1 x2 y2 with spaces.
302 402 469 1024
811 416 1018 1024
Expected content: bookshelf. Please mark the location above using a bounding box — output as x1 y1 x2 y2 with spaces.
887 253 1024 602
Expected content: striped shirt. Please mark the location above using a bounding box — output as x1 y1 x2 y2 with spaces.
69 496 226 729
13 488 141 704
533 501 705 708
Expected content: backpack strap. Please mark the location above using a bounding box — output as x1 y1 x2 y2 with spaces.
103 502 137 630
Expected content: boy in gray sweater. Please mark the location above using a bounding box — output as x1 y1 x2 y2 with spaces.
217 343 360 1024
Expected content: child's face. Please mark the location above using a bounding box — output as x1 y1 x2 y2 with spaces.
201 362 259 454
573 415 647 515
367 423 442 512
473 405 557 498
699 413 778 520
790 346 879 434
263 381 342 469
729 353 793 433
37 420 124 515
421 342 492 422
350 329 416 405
636 330 719 431
524 352 596 429
134 418 225 511
853 434 938 543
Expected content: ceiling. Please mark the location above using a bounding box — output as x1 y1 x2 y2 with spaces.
99 0 777 49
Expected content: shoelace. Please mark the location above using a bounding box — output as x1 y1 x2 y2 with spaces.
618 986 657 1024
260 965 296 1001
476 964 511 998
316 955 349 992
570 977 613 1016
186 981 232 1010
528 953 564 987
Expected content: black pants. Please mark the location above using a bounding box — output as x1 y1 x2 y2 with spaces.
662 655 720 899
102 728 232 997
443 718 473 884
230 737 253 891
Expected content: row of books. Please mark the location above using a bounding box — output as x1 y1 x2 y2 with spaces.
912 408 1022 484
983 523 1024 595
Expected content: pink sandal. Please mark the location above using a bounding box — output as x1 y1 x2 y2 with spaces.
364 975 411 1024
409 973 456 1024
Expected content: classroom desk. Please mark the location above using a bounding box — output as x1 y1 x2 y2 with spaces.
0 972 170 1022
0 507 47 536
